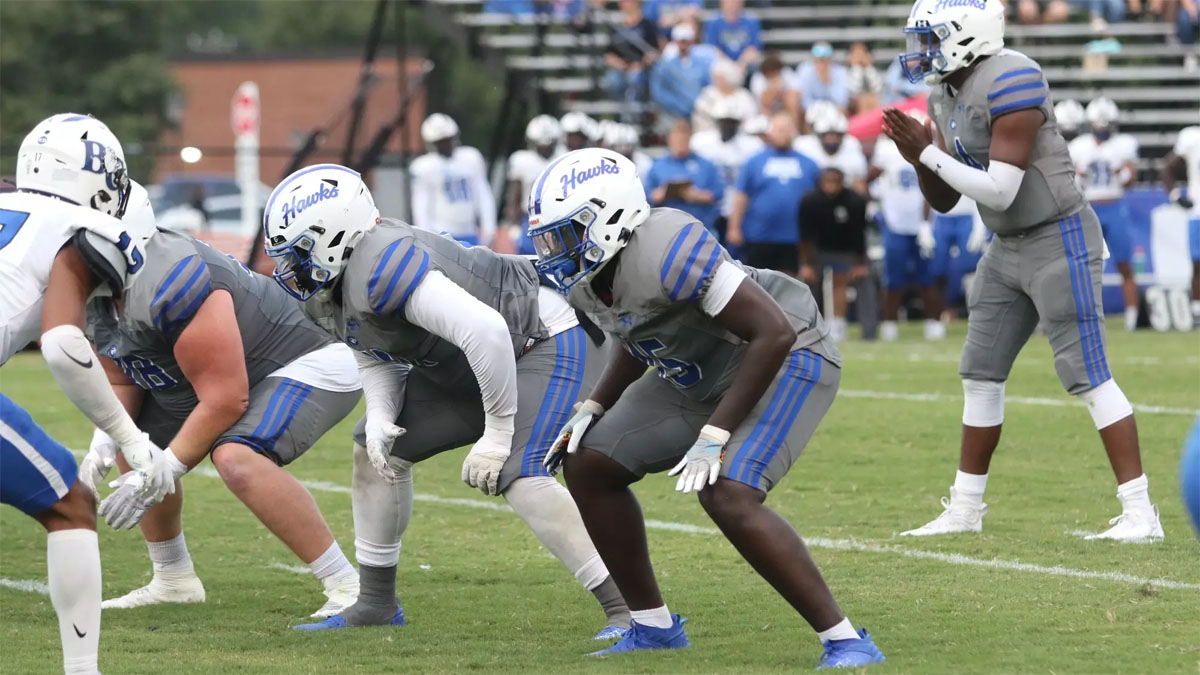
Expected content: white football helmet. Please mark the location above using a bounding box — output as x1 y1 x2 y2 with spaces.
711 95 754 122
742 114 769 136
526 148 649 289
603 123 639 152
560 111 598 140
807 101 848 135
1054 99 1086 134
262 163 381 300
526 114 562 147
122 181 158 244
901 0 1006 85
16 113 131 218
1085 97 1119 127
421 113 459 145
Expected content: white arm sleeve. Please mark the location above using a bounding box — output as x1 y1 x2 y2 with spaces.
403 269 518 423
353 349 409 429
919 145 1025 212
40 324 144 448
474 161 498 245
700 261 749 317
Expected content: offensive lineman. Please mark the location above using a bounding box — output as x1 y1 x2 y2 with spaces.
1068 97 1140 331
530 149 885 667
83 198 364 617
2 113 178 674
262 164 630 638
887 0 1162 540
409 113 497 247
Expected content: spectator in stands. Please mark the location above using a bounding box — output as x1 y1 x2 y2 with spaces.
651 22 717 119
693 59 757 133
644 120 725 235
846 42 883 115
704 0 764 72
795 42 850 114
604 0 660 108
644 0 702 37
883 58 929 105
1177 0 1199 43
799 167 870 342
749 52 802 120
486 0 535 14
1014 0 1071 23
691 96 763 243
726 112 821 273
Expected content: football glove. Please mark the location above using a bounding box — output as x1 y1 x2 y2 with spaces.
667 425 731 494
966 218 989 254
98 472 156 530
462 416 515 496
917 222 936 259
79 428 119 498
119 433 179 503
364 417 407 483
543 400 605 476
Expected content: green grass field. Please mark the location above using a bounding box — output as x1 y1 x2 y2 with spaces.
2 321 1198 674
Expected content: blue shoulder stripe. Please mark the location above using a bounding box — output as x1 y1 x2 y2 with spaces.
987 80 1044 101
150 256 199 308
689 245 723 302
668 228 714 301
990 96 1046 117
394 253 429 312
659 223 697 285
366 240 404 303
994 67 1040 82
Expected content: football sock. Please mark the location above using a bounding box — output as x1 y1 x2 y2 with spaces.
1116 474 1153 515
817 618 859 643
1124 307 1138 331
591 576 632 629
952 470 988 505
504 476 613 586
309 540 355 587
48 529 101 675
630 605 674 629
340 563 400 626
147 532 194 577
880 321 898 341
352 442 411 568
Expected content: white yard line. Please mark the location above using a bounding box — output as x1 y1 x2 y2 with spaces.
839 389 1199 416
0 577 49 595
267 562 311 575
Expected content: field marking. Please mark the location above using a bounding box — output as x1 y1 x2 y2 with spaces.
839 389 1199 416
0 578 49 595
267 562 311 575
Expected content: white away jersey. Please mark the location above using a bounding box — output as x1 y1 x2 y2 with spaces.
691 130 764 216
792 134 867 186
1067 133 1138 202
507 149 559 216
1173 126 1200 217
871 138 926 235
409 146 496 243
0 191 142 364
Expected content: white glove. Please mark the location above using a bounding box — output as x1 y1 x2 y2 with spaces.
79 428 119 498
119 433 179 503
966 218 989 254
461 416 514 496
667 425 731 494
364 417 407 483
542 400 604 476
98 472 155 530
917 221 936 259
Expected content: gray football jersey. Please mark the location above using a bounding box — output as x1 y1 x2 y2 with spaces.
300 219 547 365
927 49 1085 234
567 208 839 403
88 230 331 418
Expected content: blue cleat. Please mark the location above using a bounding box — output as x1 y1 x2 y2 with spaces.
293 606 406 631
592 625 628 641
588 615 689 656
816 628 886 669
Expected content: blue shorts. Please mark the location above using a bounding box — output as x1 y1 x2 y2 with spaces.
1092 200 1131 264
881 225 932 289
0 393 78 516
1189 217 1200 262
1181 419 1200 537
931 214 975 278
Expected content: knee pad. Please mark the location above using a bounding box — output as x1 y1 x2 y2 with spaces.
1076 379 1133 430
962 379 1005 427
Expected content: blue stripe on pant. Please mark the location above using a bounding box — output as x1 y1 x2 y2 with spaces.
522 327 587 477
225 379 313 459
1058 213 1111 388
728 351 820 486
0 393 79 516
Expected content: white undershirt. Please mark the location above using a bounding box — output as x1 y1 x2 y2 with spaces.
537 286 578 337
270 342 363 392
700 261 747 317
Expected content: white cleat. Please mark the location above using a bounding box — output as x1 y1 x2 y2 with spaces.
102 574 206 609
923 320 946 341
1084 507 1164 542
311 575 359 618
900 488 987 536
880 321 899 342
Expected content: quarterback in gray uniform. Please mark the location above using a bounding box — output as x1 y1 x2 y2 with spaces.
262 164 629 638
529 149 885 668
82 211 364 618
886 0 1161 540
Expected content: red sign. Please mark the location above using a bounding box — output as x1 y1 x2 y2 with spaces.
231 82 260 136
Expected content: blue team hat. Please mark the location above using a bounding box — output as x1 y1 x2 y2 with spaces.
811 42 834 58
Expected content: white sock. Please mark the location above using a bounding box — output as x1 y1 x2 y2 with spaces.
1116 474 1153 515
504 476 611 589
48 530 101 675
817 617 859 643
880 320 898 340
147 533 194 577
630 605 673 629
1124 306 1138 330
309 541 355 586
351 442 412 568
952 470 988 505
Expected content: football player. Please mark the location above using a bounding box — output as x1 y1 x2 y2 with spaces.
1160 121 1200 323
794 102 869 194
263 164 630 638
887 0 1162 540
409 113 496 247
505 115 563 255
2 113 176 674
1053 99 1085 143
1068 97 1140 331
83 192 364 618
530 149 884 667
560 111 599 152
